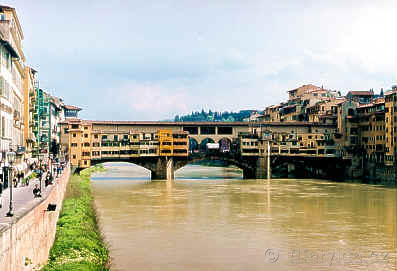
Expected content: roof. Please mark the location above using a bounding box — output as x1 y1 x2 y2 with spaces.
357 103 375 109
63 105 82 111
50 95 63 108
60 119 250 126
0 5 24 39
288 84 321 93
347 91 374 96
250 121 337 127
374 98 385 104
385 90 397 96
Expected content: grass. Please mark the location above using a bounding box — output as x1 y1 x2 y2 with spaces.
41 164 109 271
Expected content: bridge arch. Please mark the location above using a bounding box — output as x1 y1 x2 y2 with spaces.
89 157 168 179
218 138 232 153
199 138 215 152
189 137 199 152
173 154 261 179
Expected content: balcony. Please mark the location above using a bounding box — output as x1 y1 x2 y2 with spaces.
13 110 20 121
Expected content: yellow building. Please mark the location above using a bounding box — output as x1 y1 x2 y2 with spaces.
158 129 173 156
23 66 37 157
172 131 189 156
385 89 397 167
356 99 385 163
60 121 189 169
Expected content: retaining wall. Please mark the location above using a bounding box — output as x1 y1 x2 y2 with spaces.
0 165 71 271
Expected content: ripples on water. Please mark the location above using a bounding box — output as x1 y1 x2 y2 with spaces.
91 163 397 271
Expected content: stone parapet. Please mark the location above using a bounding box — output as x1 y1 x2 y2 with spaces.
0 164 71 271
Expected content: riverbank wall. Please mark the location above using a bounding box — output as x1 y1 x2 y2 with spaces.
41 165 109 271
0 164 71 271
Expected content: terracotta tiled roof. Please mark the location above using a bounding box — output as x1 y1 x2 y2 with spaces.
374 98 385 104
347 91 373 96
85 120 249 126
385 90 397 96
357 103 374 108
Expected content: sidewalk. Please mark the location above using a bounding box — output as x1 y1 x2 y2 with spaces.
0 171 64 225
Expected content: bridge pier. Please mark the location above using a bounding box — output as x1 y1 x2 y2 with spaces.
287 162 296 178
151 157 174 180
242 157 270 179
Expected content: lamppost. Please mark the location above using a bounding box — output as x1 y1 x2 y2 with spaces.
38 154 43 195
6 151 16 217
0 152 5 208
49 153 53 179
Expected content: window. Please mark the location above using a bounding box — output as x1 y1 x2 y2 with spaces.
71 124 79 129
114 135 118 141
102 135 107 140
94 134 98 139
71 143 77 147
1 116 4 137
0 76 3 97
72 155 76 159
84 134 88 138
73 133 76 138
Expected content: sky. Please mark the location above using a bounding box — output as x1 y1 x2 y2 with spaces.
4 0 397 120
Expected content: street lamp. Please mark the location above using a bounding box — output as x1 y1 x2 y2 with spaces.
38 154 43 195
49 153 53 179
6 151 16 217
0 152 5 208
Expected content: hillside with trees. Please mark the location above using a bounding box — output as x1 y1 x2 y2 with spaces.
174 110 254 122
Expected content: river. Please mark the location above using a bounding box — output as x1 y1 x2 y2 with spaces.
91 162 396 271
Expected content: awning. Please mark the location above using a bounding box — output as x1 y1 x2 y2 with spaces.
0 39 19 59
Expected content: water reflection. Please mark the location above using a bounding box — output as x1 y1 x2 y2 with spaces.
91 163 396 271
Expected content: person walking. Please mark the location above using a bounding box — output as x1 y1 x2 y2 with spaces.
33 184 41 198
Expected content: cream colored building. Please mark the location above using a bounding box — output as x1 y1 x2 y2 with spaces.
0 5 25 159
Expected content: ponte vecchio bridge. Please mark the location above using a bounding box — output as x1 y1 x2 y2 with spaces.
60 120 344 180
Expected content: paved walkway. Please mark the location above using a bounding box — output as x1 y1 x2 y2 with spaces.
0 172 65 225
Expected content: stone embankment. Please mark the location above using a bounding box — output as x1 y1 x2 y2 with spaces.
0 164 71 271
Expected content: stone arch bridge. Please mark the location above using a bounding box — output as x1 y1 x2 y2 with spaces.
88 154 270 180
65 120 346 180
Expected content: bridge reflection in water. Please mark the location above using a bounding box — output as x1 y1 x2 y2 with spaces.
91 163 397 271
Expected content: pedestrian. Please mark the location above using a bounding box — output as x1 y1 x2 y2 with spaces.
33 184 41 198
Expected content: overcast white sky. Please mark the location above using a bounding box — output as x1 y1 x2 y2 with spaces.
4 0 397 120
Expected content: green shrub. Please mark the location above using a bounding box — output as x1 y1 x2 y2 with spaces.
41 167 109 271
22 172 37 185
